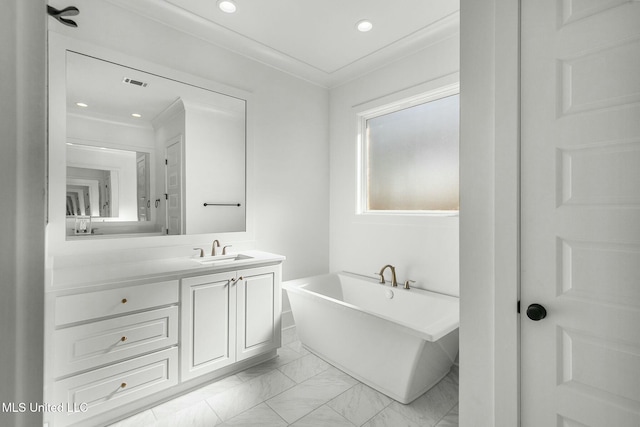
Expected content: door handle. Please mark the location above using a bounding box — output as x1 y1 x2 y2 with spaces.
526 303 547 321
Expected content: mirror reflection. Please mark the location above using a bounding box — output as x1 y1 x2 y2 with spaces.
65 51 246 237
66 145 151 221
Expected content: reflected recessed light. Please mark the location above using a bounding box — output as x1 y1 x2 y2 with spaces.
356 20 373 32
218 0 237 13
131 113 142 118
76 102 88 108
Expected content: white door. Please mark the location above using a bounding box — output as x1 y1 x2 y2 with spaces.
165 137 183 235
521 1 640 426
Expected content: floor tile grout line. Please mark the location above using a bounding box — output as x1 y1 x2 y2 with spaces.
203 397 223 424
323 403 360 427
432 399 459 427
269 402 291 427
263 367 361 426
275 354 331 384
264 398 319 426
204 367 297 423
356 394 394 427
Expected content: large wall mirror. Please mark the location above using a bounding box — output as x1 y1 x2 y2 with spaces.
62 51 246 238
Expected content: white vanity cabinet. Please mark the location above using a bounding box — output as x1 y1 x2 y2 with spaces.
48 280 180 426
181 264 282 381
45 251 285 426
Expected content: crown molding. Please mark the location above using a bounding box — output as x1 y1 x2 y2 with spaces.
105 0 459 89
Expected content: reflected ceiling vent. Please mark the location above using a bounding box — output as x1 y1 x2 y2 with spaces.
122 77 148 88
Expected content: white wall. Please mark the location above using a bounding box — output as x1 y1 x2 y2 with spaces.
329 31 460 296
0 1 46 426
459 0 520 426
46 1 330 281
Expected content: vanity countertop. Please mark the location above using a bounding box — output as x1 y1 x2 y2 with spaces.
48 250 286 290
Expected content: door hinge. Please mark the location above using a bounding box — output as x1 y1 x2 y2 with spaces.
517 300 521 313
165 159 168 165
165 193 168 200
166 229 169 235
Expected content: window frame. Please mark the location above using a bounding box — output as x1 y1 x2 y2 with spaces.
356 82 460 217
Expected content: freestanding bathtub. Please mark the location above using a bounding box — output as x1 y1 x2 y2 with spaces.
283 272 459 404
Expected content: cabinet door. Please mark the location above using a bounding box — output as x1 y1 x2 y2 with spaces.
236 266 281 361
181 272 237 381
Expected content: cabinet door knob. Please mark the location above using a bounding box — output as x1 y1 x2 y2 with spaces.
120 382 127 389
120 336 127 342
121 298 128 304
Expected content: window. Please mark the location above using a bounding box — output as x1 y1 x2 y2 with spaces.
358 86 459 214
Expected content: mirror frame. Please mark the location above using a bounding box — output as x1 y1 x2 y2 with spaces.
47 32 254 252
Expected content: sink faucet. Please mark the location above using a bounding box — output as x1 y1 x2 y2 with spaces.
211 240 221 256
378 264 398 287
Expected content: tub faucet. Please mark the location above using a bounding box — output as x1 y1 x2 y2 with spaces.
378 265 398 287
211 239 221 256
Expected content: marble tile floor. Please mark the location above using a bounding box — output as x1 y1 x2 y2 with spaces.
109 341 458 427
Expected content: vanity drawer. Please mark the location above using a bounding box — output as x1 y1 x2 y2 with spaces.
52 347 178 426
53 306 178 378
55 280 179 326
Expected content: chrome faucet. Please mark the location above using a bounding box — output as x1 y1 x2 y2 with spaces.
378 264 398 287
211 239 221 256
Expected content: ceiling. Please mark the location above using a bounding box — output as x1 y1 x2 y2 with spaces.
106 0 460 88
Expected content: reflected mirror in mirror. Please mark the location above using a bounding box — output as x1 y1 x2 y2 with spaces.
64 51 246 238
66 144 151 221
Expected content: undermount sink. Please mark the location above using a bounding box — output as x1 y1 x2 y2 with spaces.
194 253 254 265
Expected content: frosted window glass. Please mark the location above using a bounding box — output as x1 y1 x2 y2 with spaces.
366 94 459 211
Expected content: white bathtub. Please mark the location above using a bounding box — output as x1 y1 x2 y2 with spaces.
283 272 459 404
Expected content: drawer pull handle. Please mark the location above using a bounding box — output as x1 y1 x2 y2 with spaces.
120 336 127 342
121 298 128 304
120 382 127 389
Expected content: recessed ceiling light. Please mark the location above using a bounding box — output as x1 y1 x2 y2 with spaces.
218 0 237 13
131 113 142 118
76 102 88 108
356 20 373 32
